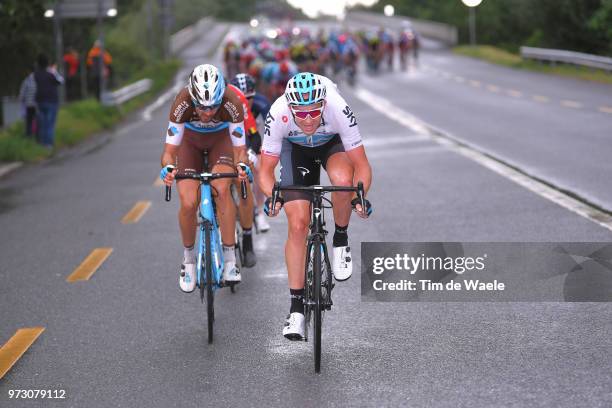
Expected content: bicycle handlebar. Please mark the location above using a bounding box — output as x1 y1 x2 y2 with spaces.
270 181 365 212
164 172 244 202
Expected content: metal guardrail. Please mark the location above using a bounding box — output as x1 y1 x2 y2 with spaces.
170 16 213 55
101 78 152 106
520 46 612 72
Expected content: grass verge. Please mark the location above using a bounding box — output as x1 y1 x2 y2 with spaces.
453 45 612 85
0 59 181 163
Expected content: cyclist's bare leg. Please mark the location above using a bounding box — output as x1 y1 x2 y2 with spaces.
211 163 236 246
177 179 200 247
326 152 354 227
284 200 310 289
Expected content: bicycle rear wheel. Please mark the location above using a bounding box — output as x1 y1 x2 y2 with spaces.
313 238 322 373
204 226 214 344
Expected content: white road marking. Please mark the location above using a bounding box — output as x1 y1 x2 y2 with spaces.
353 86 612 232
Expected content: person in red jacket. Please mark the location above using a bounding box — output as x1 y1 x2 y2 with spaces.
63 47 80 100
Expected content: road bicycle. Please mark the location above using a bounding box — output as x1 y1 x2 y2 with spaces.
270 181 366 372
165 149 247 343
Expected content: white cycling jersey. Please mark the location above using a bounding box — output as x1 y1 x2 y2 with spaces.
261 75 363 157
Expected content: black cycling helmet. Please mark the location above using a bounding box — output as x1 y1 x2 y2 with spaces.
231 73 256 98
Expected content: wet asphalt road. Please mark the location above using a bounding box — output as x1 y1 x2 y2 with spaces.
1 22 611 407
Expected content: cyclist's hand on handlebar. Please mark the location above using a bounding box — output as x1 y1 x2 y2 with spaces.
351 197 372 219
264 196 284 217
160 165 176 187
236 162 253 182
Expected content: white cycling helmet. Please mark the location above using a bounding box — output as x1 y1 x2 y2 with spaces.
188 64 225 107
285 72 326 106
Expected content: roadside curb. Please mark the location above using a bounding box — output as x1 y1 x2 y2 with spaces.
0 162 23 179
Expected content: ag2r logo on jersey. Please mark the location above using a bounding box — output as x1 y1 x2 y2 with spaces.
342 105 358 128
167 125 179 137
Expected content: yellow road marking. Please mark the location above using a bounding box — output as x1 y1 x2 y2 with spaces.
0 327 45 379
121 200 151 224
469 80 481 87
532 95 550 103
153 177 164 187
600 106 612 114
507 89 523 98
486 85 500 93
66 248 113 282
561 100 582 109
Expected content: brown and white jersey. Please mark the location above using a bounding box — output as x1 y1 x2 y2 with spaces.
165 86 245 146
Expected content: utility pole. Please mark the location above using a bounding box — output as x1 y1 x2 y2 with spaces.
53 1 65 103
159 0 174 59
97 0 106 100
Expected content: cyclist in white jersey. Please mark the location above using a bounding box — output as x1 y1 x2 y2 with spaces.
258 72 373 340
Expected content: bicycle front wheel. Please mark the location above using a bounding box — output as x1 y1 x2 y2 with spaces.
204 226 214 344
313 238 322 373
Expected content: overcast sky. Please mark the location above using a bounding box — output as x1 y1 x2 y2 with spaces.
286 0 379 18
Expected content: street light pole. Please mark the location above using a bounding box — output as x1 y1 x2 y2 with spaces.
461 0 483 47
97 0 106 101
469 6 476 46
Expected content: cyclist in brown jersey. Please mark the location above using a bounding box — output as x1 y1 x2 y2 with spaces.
160 64 249 292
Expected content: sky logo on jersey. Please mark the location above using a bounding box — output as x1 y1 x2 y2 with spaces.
342 105 358 128
264 112 274 136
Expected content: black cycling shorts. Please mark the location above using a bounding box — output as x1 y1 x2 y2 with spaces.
279 135 345 202
247 130 262 154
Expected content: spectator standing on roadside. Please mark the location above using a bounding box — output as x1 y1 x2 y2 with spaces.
18 67 37 137
34 53 64 149
87 40 113 100
63 47 80 100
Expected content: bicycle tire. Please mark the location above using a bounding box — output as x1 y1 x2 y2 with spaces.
303 241 314 342
205 226 214 344
313 238 322 373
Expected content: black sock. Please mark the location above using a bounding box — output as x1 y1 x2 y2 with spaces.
290 288 304 314
243 228 252 236
333 224 348 247
242 229 253 251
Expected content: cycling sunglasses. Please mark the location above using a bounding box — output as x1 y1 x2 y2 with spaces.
194 102 221 112
291 106 323 120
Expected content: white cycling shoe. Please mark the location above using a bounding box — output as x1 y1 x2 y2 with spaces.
283 312 305 341
179 262 196 293
255 212 270 233
332 246 352 281
222 261 241 283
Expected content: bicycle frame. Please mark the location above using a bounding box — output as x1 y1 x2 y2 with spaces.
196 181 224 290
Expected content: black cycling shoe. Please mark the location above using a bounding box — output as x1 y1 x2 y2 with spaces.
242 234 257 268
